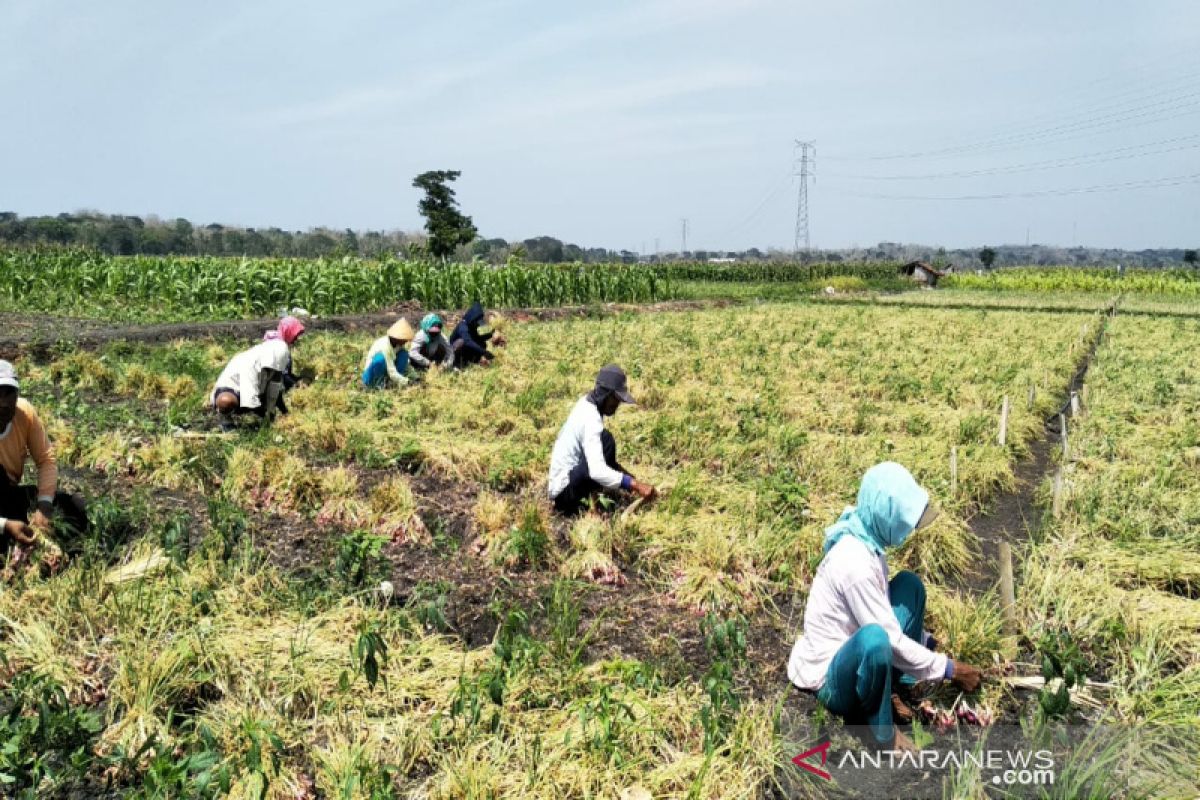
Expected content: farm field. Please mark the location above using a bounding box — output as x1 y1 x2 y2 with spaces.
11 295 1192 797
1024 315 1200 741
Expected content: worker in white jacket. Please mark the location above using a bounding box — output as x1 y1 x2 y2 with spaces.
787 462 983 750
548 364 655 515
211 337 295 431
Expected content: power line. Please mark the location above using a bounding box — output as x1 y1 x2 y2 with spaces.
830 171 1200 201
825 59 1200 162
829 89 1200 162
717 167 793 238
825 134 1200 181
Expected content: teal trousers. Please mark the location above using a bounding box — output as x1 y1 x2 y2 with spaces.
816 570 927 745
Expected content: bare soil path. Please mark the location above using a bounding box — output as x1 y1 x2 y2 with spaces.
0 299 732 359
956 307 1111 597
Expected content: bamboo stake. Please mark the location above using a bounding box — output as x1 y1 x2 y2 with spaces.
1052 469 1064 518
998 395 1010 447
1027 384 1036 411
950 446 958 498
998 542 1017 635
1070 391 1080 417
1060 414 1069 460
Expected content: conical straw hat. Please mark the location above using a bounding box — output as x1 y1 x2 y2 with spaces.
387 318 416 342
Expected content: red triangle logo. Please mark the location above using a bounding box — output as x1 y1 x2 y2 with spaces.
792 740 833 781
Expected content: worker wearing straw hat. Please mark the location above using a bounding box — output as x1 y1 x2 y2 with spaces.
0 360 88 556
787 462 983 752
363 318 417 389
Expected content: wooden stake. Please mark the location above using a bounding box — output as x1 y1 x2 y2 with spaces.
1070 391 1080 417
950 446 958 498
1027 384 1036 411
998 542 1017 635
1060 414 1069 460
999 395 1010 447
1052 469 1064 518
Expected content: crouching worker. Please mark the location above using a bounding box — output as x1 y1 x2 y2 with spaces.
363 318 417 389
787 462 982 751
548 364 655 516
409 314 454 371
0 360 88 564
211 329 299 431
450 302 506 368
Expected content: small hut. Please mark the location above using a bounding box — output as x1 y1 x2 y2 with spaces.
901 260 946 287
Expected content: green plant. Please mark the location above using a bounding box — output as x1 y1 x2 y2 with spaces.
1036 628 1089 719
501 504 551 569
0 672 101 796
348 618 389 692
407 580 452 633
334 530 389 591
698 612 747 754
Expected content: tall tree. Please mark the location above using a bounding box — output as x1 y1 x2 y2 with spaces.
979 246 997 269
412 170 477 259
1184 249 1198 268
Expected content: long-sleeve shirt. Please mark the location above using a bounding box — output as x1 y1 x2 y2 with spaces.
0 399 57 527
363 336 409 386
409 330 454 369
787 536 948 690
547 396 628 499
212 340 291 411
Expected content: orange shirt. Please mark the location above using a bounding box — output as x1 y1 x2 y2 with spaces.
0 398 57 500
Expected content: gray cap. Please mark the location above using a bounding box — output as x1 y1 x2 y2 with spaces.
595 364 635 405
0 360 17 390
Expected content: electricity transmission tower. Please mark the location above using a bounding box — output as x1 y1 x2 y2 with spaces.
681 218 689 254
793 140 816 257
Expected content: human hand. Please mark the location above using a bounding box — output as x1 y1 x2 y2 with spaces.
950 661 982 693
30 507 53 534
480 357 491 367
3 519 36 545
631 480 656 500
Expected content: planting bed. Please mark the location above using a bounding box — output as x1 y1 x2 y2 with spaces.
2 297 1194 797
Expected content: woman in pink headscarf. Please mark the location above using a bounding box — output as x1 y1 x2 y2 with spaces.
211 317 306 431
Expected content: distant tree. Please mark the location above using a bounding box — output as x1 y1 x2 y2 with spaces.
523 236 564 263
412 170 477 259
1185 249 1198 268
979 247 997 269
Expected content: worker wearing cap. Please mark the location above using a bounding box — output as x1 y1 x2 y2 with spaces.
787 462 983 751
408 313 454 371
0 360 88 551
363 318 417 388
548 364 655 516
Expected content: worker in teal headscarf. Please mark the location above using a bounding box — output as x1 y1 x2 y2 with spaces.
408 313 454 371
787 462 983 751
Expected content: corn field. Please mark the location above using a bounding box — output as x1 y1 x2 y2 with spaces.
0 249 669 320
944 267 1200 295
656 260 900 283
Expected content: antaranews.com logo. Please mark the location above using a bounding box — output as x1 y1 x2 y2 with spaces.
792 738 1055 789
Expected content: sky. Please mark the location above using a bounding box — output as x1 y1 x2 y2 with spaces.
2 0 1197 252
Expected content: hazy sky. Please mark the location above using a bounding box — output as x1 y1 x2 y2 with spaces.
2 0 1197 251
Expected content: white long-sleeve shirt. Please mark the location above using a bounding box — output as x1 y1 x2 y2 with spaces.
213 340 291 411
787 535 948 690
547 396 626 499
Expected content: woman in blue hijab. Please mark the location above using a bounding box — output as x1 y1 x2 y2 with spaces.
787 462 983 750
